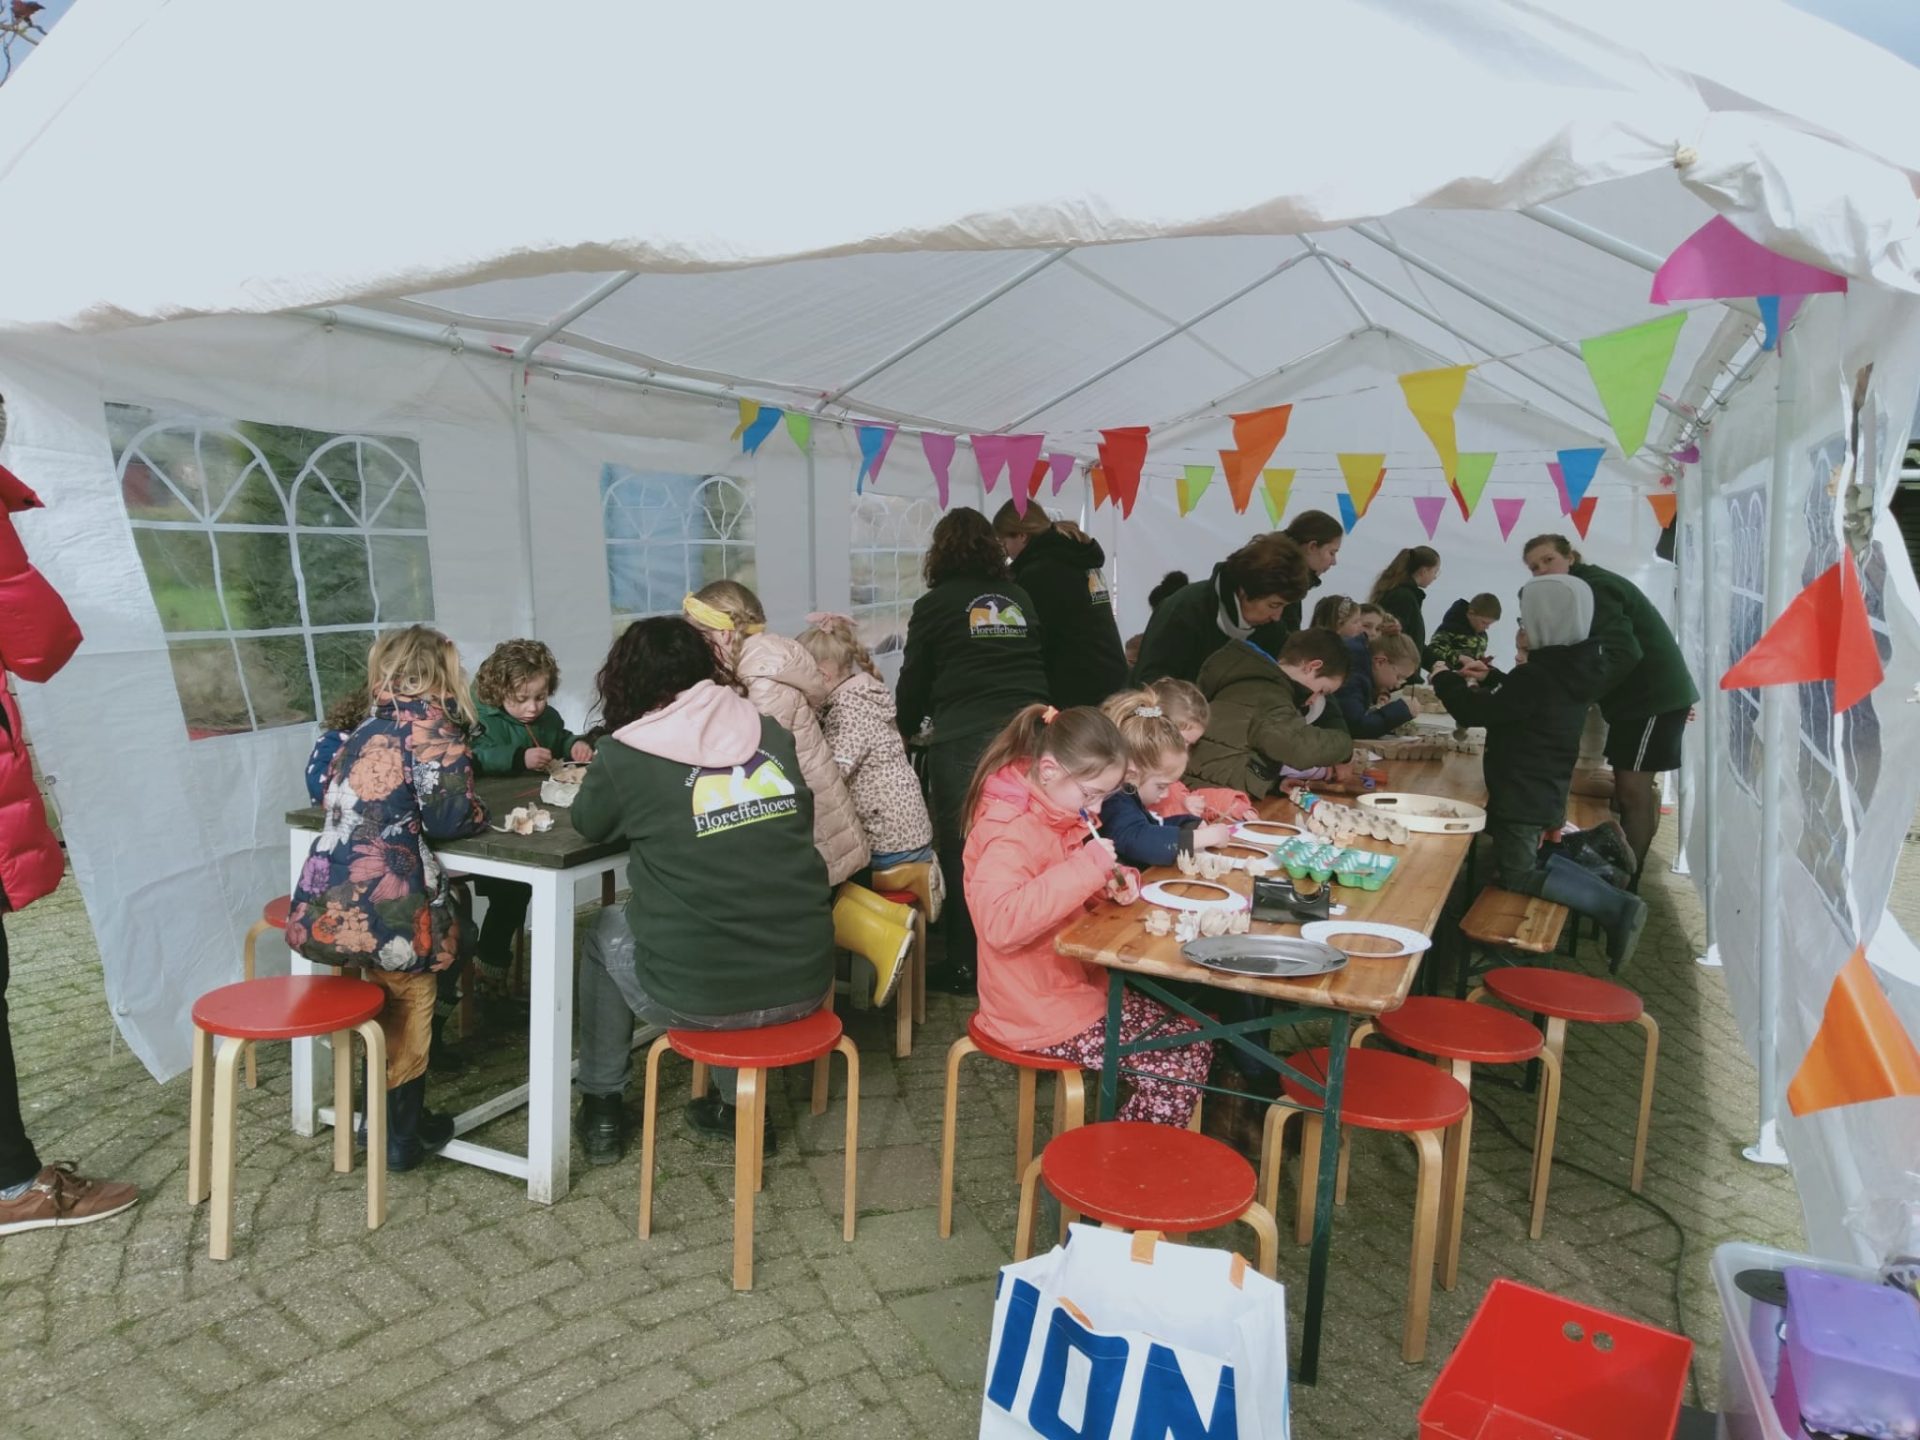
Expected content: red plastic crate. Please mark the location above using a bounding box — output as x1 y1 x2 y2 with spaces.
1420 1279 1694 1440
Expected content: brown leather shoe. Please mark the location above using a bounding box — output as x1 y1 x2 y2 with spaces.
0 1164 139 1236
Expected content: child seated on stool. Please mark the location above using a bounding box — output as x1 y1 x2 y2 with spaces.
1427 592 1501 671
1096 686 1235 867
964 704 1210 1127
1142 680 1256 824
305 686 370 805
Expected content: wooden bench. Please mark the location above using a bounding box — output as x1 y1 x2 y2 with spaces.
1460 887 1569 955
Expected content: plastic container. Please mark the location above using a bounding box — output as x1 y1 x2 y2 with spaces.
1781 1266 1920 1438
1712 1241 1880 1440
1419 1278 1693 1440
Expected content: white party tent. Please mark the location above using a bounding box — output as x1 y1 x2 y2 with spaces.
1 0 1918 1260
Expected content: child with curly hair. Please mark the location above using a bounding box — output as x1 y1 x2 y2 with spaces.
305 686 371 805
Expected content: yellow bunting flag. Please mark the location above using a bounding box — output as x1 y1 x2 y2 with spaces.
1398 366 1471 483
1581 312 1687 457
1259 469 1295 527
1338 453 1387 519
784 412 812 451
730 399 760 441
1451 452 1495 520
1178 464 1213 517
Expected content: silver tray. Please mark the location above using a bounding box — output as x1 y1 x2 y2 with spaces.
1179 936 1349 979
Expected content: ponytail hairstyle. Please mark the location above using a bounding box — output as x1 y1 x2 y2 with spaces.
684 579 767 670
992 498 1052 542
796 613 880 683
1369 546 1440 603
1146 570 1191 611
1308 594 1357 632
1152 678 1210 736
1522 533 1582 566
1099 686 1187 781
962 704 1125 835
367 625 476 726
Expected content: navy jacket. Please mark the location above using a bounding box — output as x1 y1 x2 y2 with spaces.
305 728 349 805
1332 635 1413 740
1098 786 1199 868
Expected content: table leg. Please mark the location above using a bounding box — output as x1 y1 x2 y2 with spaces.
523 872 574 1204
288 830 320 1138
1298 1012 1349 1387
1098 974 1124 1121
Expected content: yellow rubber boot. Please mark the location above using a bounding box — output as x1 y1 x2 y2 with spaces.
833 885 914 1006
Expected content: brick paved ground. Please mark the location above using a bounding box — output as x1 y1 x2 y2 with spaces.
1 823 1811 1436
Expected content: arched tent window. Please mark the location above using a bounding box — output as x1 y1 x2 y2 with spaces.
110 403 433 738
849 492 938 658
600 465 756 627
1725 488 1767 794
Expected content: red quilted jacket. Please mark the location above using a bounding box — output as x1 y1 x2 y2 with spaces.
0 464 80 912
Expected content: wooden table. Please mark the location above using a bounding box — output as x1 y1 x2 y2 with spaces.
1054 753 1492 1384
286 774 625 1204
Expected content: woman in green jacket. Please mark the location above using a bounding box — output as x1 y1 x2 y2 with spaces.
1368 546 1441 658
1129 533 1313 686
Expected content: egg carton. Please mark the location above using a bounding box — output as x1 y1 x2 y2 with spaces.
1269 836 1400 891
1144 906 1252 941
1372 734 1485 760
1174 848 1277 881
1292 793 1410 846
493 804 554 835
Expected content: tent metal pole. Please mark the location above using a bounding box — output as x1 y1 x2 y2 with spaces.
1143 330 1372 443
1351 222 1690 423
1000 249 1318 430
812 249 1072 413
1691 442 1722 967
511 361 538 635
1522 206 1763 321
512 272 638 361
1299 237 1377 331
803 426 819 610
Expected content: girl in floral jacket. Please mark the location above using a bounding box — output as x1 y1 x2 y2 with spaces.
286 625 489 1170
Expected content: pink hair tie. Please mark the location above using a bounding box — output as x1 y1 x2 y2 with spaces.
1041 706 1059 725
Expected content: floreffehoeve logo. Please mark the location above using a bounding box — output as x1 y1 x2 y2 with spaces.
968 593 1029 637
688 752 798 837
1087 570 1112 607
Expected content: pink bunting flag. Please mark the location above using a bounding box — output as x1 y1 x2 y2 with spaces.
1493 497 1526 541
1412 495 1447 540
921 433 957 510
1003 434 1046 517
1047 452 1076 494
1650 216 1848 305
1547 461 1570 515
971 435 1010 494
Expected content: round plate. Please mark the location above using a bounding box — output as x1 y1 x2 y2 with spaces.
1298 919 1432 958
1139 880 1248 913
1233 820 1304 847
1180 936 1348 979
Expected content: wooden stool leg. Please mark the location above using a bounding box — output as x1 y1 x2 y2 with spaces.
1295 1114 1323 1246
1436 1058 1473 1291
357 1020 388 1230
331 1025 354 1175
1630 1013 1659 1194
1241 1201 1279 1279
1528 1013 1559 1244
1057 1072 1085 1240
753 1074 766 1195
1404 1127 1446 1364
1335 1130 1352 1206
1014 1067 1038 1185
837 1037 859 1242
1257 1105 1287 1218
187 1025 214 1206
937 1038 977 1239
1186 1095 1204 1133
208 1037 246 1260
731 1068 761 1291
1014 1155 1043 1261
638 1035 670 1239
690 1060 709 1102
811 991 835 1115
1349 1021 1376 1049
241 920 269 1089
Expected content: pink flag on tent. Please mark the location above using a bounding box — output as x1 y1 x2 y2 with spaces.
1547 462 1570 515
1047 452 1075 494
1003 434 1046 516
922 433 957 510
972 435 1011 494
1493 497 1526 541
1649 216 1847 304
1412 495 1447 540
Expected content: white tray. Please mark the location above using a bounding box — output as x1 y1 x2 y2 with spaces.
1356 792 1486 834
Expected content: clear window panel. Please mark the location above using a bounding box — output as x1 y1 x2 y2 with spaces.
214 531 302 630
235 635 317 729
369 535 434 622
298 532 376 626
132 529 223 632
165 639 251 738
313 630 376 714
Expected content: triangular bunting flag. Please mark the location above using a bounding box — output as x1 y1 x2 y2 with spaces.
1218 451 1251 513
742 406 783 456
1003 434 1046 517
1650 215 1848 305
730 399 761 442
1569 496 1598 539
1398 367 1471 482
1259 469 1294 527
1336 493 1359 532
1581 313 1686 457
1720 551 1884 712
1492 497 1526 541
1228 404 1293 508
1547 461 1571 514
1412 495 1447 540
1555 448 1603 510
1027 460 1049 500
1089 463 1109 510
1451 452 1495 520
1178 465 1213 517
972 435 1010 494
1047 452 1075 494
854 425 897 494
1098 427 1150 520
921 433 957 510
1787 947 1920 1117
1758 295 1808 352
783 412 812 452
1647 493 1678 528
1338 453 1386 519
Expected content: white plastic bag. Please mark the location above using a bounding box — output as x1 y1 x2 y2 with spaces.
979 1225 1289 1440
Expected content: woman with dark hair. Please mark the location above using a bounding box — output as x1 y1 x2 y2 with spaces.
569 616 834 1163
895 506 1049 992
1369 545 1441 656
1276 510 1345 631
1129 533 1312 685
993 499 1127 708
1146 571 1190 611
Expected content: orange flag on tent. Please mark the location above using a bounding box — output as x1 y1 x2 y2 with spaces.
1787 947 1920 1116
1089 463 1109 509
1569 496 1598 539
1647 493 1677 528
1720 550 1884 712
1028 460 1049 499
1338 454 1386 519
1224 405 1292 512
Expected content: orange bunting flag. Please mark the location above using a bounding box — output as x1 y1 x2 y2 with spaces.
1720 550 1884 713
1647 492 1678 528
1226 404 1292 511
1787 947 1920 1117
1569 496 1597 539
1338 453 1386 519
1398 367 1471 483
1089 463 1109 509
1097 427 1150 520
1218 451 1250 513
1259 469 1294 527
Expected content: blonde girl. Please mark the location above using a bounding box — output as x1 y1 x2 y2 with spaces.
1095 687 1235 868
1146 679 1257 823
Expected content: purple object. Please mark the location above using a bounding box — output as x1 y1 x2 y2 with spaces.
1783 1266 1920 1439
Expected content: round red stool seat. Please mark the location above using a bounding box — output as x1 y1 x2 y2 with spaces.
668 1009 844 1069
1484 967 1643 1026
965 1012 1081 1072
1281 1047 1471 1133
192 976 385 1041
875 888 919 909
1378 997 1543 1066
262 895 291 929
1040 1122 1255 1233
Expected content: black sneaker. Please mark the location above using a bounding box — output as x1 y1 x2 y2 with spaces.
578 1093 627 1166
685 1094 778 1156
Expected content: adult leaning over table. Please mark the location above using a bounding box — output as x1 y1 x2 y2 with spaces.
570 616 833 1165
1274 509 1346 633
1523 532 1698 884
1129 532 1312 686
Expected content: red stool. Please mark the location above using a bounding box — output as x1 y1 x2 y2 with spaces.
940 1013 1087 1239
1013 1122 1278 1278
239 895 292 1089
1469 968 1658 1220
188 975 388 1260
638 1010 859 1291
1260 1047 1470 1362
1354 997 1553 1280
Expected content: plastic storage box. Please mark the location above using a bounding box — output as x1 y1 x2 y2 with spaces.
1711 1241 1879 1440
1781 1266 1920 1438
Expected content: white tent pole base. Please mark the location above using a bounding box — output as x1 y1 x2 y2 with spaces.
1696 945 1723 970
1743 1120 1790 1168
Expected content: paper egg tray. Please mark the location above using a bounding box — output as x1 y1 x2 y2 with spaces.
1271 837 1399 891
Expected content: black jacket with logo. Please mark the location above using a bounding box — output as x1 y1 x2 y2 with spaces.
1011 529 1128 708
1431 638 1606 829
895 575 1050 746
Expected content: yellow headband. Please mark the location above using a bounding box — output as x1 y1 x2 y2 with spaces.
683 594 764 635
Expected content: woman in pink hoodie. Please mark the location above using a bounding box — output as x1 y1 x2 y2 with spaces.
963 705 1211 1127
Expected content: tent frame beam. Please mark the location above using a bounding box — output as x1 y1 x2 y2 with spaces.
1300 235 1378 332
513 271 639 361
1523 205 1762 322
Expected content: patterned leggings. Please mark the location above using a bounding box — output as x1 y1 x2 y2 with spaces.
1033 992 1213 1128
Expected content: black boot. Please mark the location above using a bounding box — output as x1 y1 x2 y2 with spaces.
686 1094 778 1156
387 1076 456 1173
1538 855 1647 974
428 1009 467 1075
577 1093 627 1166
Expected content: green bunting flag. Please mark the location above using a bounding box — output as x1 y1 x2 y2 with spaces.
1178 464 1213 517
1580 312 1686 457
